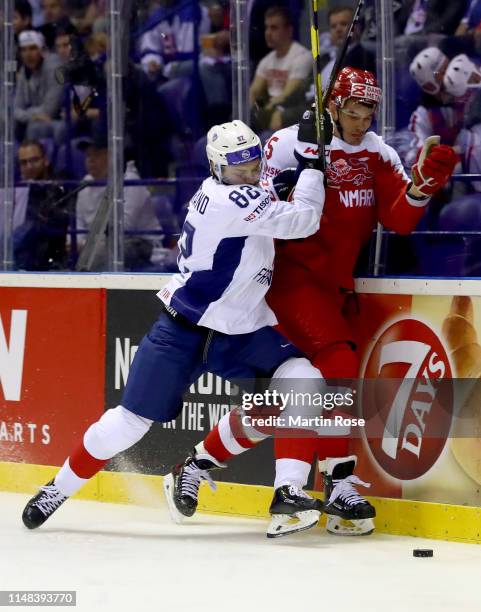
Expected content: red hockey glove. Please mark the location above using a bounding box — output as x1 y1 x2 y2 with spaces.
409 136 458 198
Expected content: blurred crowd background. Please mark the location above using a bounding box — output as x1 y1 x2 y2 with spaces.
1 0 481 275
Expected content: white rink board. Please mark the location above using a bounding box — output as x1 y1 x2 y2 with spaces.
4 491 481 612
1 272 481 295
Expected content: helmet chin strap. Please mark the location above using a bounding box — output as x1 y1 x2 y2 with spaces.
333 105 344 140
333 99 377 141
210 161 223 183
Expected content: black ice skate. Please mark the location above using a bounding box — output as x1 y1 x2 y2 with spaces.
163 449 226 524
22 480 68 529
267 485 323 538
322 455 376 536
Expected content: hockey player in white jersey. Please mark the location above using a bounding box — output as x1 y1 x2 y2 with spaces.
22 120 328 537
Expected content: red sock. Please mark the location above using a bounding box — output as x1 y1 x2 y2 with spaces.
274 434 317 464
68 442 108 479
317 437 350 461
204 408 260 463
312 342 358 461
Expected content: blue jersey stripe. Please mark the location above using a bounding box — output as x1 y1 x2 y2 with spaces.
171 236 247 323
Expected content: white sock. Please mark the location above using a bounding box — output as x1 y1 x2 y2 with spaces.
274 458 311 490
55 459 89 497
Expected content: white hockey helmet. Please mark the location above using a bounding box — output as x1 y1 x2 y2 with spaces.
206 120 262 183
443 54 481 97
409 47 448 94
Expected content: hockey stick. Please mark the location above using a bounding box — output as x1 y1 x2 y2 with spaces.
75 187 111 271
308 0 325 169
323 0 365 107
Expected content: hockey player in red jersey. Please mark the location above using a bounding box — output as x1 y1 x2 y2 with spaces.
164 67 458 537
267 67 456 535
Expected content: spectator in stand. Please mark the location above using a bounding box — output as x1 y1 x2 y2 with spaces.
14 30 65 144
437 0 481 57
14 0 33 39
66 0 105 35
77 33 105 114
13 0 34 64
138 1 225 139
12 140 69 270
314 6 376 91
54 31 105 139
138 0 210 81
75 134 171 271
37 0 77 49
199 0 231 126
316 6 353 75
248 0 300 66
361 0 412 51
123 61 172 178
54 28 72 63
456 0 481 37
403 0 468 37
249 6 311 132
395 0 468 66
28 0 45 27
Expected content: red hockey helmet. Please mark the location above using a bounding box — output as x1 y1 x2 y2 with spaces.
329 67 382 109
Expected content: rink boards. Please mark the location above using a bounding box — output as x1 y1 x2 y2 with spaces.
1 273 481 543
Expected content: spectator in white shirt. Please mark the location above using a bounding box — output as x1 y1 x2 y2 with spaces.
250 6 311 132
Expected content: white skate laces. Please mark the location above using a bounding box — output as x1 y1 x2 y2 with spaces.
181 462 217 499
34 484 67 517
328 475 371 506
288 485 310 499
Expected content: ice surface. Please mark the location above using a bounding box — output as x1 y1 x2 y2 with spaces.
2 491 481 612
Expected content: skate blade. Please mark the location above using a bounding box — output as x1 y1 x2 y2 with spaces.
266 510 321 538
326 516 375 536
163 473 185 525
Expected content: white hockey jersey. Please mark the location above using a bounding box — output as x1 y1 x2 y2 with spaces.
158 171 324 334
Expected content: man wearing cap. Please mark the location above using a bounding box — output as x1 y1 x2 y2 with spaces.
14 30 65 144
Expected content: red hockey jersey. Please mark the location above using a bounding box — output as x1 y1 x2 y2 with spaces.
262 126 429 290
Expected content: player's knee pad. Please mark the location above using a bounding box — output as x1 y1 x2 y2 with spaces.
272 357 322 380
312 342 359 379
84 405 153 460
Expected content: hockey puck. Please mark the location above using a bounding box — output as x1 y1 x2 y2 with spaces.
413 549 433 557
